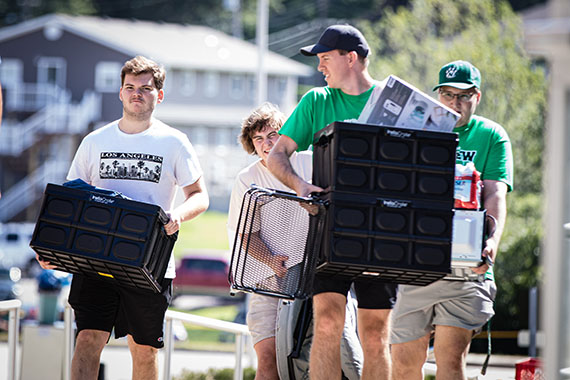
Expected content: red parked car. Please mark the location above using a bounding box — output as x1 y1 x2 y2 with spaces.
172 253 233 298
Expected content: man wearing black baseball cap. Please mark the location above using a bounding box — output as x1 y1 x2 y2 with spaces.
391 60 513 380
299 24 370 58
267 25 395 380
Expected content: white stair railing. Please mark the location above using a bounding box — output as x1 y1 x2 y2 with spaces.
0 90 101 156
163 310 250 380
0 107 58 156
0 299 22 380
5 83 70 112
0 160 70 222
63 304 251 380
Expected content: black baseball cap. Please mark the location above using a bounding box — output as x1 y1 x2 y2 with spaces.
300 24 370 57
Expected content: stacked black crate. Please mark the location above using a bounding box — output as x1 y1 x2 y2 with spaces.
312 121 458 286
30 184 177 293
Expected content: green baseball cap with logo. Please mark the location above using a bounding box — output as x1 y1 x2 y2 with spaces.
433 60 481 91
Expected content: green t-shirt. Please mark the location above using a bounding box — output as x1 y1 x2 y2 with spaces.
280 85 376 150
454 115 514 192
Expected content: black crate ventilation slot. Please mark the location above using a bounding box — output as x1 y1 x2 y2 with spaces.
229 186 326 300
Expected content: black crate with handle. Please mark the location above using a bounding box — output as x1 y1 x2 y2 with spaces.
30 183 177 293
312 122 458 286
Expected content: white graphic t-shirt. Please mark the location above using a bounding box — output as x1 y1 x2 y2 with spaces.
67 119 203 278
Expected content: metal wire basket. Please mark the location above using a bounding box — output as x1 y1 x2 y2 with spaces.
229 186 327 299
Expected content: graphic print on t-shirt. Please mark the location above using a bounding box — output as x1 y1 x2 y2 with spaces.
99 152 162 183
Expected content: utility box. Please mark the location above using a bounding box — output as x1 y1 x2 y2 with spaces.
20 324 65 380
515 358 544 380
30 183 177 293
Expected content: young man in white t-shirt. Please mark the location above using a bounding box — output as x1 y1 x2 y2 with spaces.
36 56 209 380
228 103 312 379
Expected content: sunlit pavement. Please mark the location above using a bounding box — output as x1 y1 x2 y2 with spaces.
3 279 527 380
1 340 527 380
0 342 256 380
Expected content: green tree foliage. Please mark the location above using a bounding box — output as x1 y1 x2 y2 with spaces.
361 0 546 336
0 0 96 24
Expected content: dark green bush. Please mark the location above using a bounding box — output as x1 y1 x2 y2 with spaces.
174 367 256 380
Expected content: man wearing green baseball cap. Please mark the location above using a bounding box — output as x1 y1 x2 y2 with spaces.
390 60 514 380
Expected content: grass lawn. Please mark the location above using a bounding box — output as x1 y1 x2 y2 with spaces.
169 211 241 351
173 211 230 259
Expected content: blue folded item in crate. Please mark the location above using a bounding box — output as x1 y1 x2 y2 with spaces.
63 178 130 199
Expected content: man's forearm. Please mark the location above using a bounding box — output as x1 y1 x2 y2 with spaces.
482 181 508 257
471 180 507 274
241 232 288 277
267 135 322 197
175 191 209 223
165 177 209 235
267 149 304 192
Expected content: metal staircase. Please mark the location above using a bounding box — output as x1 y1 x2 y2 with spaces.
0 87 101 222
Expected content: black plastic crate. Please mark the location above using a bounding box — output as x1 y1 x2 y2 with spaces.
314 192 452 286
30 183 177 293
313 121 458 209
229 186 326 299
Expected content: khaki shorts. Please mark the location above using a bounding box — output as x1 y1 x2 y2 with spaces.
390 279 497 344
246 293 280 345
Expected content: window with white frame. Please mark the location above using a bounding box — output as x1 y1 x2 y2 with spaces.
37 57 66 88
204 71 219 98
0 58 23 88
248 75 256 100
229 74 245 99
95 62 122 92
192 126 208 147
180 70 197 96
214 127 232 147
277 76 288 100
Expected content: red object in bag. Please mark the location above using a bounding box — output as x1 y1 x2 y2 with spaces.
454 162 482 209
515 358 544 380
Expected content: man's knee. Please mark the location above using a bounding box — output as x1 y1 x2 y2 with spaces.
433 346 467 372
75 330 108 354
391 336 430 369
313 293 346 337
130 342 159 364
358 309 391 343
433 326 471 362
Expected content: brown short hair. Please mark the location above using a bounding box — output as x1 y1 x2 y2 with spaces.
239 102 286 155
338 49 368 66
121 56 166 90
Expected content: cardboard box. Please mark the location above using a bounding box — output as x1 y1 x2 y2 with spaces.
358 75 460 132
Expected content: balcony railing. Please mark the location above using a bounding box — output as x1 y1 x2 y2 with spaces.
0 89 101 156
5 83 70 112
0 160 70 222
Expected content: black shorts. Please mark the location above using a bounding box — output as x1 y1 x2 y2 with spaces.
68 275 172 348
312 273 397 309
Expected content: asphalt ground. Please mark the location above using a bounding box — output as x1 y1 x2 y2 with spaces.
2 278 528 380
